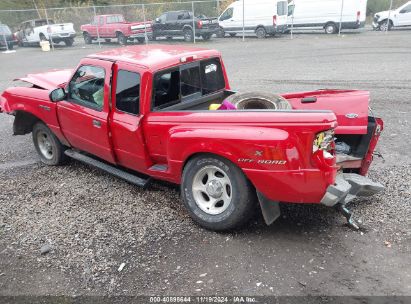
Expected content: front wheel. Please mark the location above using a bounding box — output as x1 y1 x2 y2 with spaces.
379 20 392 31
201 33 211 41
83 33 92 44
32 122 67 166
117 33 128 45
324 22 337 34
181 155 256 231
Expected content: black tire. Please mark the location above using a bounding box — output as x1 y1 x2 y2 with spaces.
224 91 292 110
201 33 211 41
181 155 256 231
229 33 237 37
137 37 145 44
255 27 266 39
39 34 47 41
166 36 173 40
151 33 157 41
7 42 13 50
64 38 74 47
216 27 225 38
32 122 67 166
83 33 92 44
183 28 194 42
379 19 392 31
324 22 338 34
105 38 111 43
117 33 128 45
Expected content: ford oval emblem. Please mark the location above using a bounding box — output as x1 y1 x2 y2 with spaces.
345 113 359 119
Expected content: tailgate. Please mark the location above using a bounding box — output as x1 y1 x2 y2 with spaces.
50 23 74 33
281 90 369 135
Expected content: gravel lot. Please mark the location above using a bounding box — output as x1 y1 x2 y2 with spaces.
0 29 410 297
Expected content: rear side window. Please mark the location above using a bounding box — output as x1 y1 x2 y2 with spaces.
116 70 140 115
277 1 288 16
152 58 225 110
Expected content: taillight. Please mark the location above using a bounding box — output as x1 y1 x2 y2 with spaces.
313 129 335 159
273 15 277 26
357 11 360 22
197 20 203 29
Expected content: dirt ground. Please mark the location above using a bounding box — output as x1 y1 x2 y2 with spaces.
0 29 410 298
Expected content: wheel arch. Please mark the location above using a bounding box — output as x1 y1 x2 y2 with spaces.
13 110 41 135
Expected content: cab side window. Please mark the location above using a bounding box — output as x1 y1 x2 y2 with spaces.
220 8 233 21
116 70 140 115
68 65 106 110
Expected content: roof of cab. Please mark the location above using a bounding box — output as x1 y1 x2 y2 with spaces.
87 44 221 71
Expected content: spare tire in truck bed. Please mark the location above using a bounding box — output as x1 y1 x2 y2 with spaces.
225 92 292 110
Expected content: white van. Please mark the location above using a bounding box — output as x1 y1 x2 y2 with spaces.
218 0 288 38
287 0 367 34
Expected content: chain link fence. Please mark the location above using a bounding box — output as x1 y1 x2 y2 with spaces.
0 0 409 52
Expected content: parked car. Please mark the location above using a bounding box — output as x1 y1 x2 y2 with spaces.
373 1 411 31
152 11 218 42
287 0 367 34
80 14 152 45
0 45 384 231
217 0 288 39
0 24 17 50
15 19 76 46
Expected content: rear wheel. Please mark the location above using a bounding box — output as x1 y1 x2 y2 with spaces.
32 122 67 166
255 27 267 39
64 38 74 47
117 33 127 45
229 33 237 37
216 27 225 38
83 33 92 44
324 22 337 34
105 38 111 43
7 42 13 50
137 37 145 44
183 28 194 42
181 155 256 231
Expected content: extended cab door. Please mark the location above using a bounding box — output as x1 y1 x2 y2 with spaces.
109 62 150 173
57 58 115 163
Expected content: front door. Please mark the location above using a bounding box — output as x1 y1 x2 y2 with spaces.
109 62 149 172
57 58 115 163
397 3 411 26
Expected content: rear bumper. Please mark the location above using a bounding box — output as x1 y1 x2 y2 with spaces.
321 173 384 207
51 33 76 40
195 28 219 36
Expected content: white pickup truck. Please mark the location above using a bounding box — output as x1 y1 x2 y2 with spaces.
15 19 76 47
373 1 411 31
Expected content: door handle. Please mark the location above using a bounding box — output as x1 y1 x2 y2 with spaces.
92 119 101 128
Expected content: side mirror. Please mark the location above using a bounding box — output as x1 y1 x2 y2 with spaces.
49 88 66 102
155 18 160 23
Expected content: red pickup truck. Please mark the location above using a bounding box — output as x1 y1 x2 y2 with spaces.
80 14 152 45
0 45 384 231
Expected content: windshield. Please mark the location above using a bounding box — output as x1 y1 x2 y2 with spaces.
0 25 11 35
